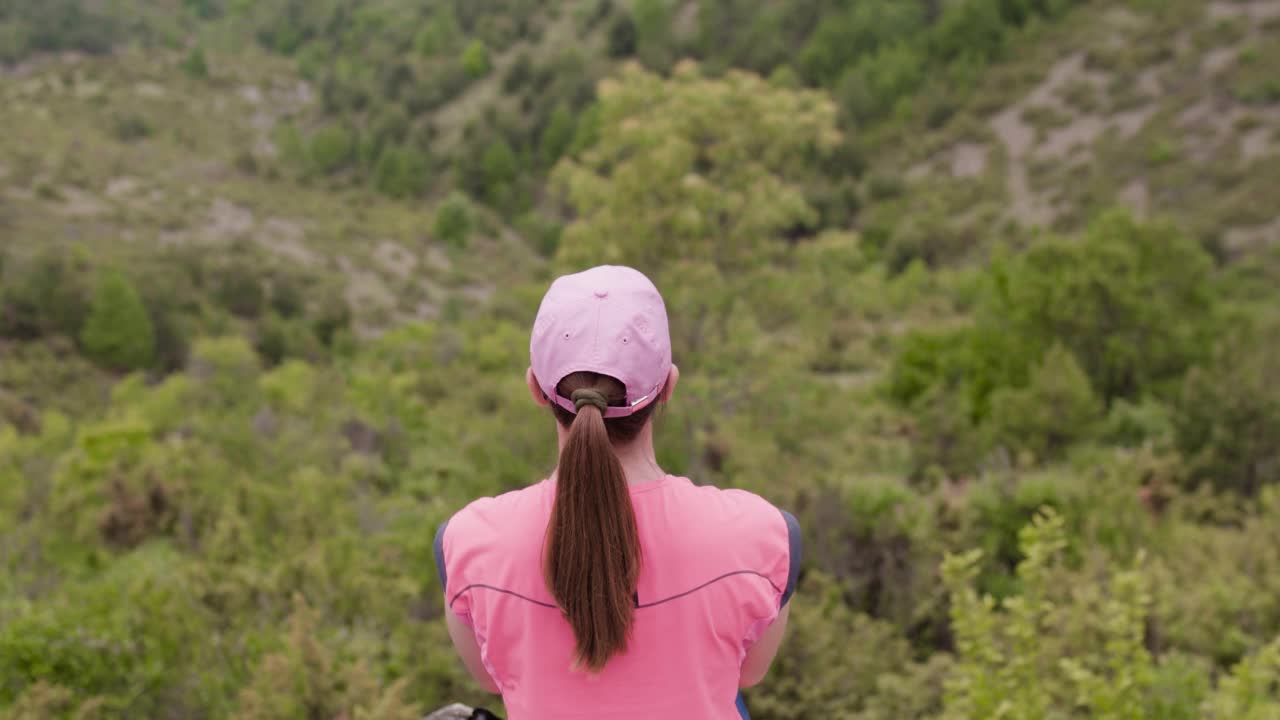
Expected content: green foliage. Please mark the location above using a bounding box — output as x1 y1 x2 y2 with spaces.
932 0 1008 65
182 46 209 78
373 144 430 198
943 508 1154 719
1175 321 1280 495
0 546 213 716
0 0 118 61
799 1 926 87
308 125 355 175
751 572 934 719
79 271 156 371
606 13 637 58
540 103 577 165
111 113 153 143
433 193 474 249
214 262 266 319
986 344 1103 463
460 39 490 79
837 42 926 124
480 138 521 208
236 595 421 720
632 0 673 70
3 1 1279 718
415 7 460 56
0 247 91 341
554 62 840 271
1204 637 1280 719
891 210 1217 474
982 211 1215 404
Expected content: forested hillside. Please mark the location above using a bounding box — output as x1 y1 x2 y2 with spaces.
2 0 1279 718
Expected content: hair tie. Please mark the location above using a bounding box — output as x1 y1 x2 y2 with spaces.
570 388 609 414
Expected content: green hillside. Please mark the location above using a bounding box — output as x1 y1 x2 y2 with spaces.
2 0 1279 718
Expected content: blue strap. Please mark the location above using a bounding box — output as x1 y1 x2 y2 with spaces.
736 691 750 719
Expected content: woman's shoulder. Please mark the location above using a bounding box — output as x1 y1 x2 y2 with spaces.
661 478 798 545
439 481 553 550
668 477 789 518
658 479 802 604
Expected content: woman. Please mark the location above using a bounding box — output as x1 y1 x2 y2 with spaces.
434 265 801 719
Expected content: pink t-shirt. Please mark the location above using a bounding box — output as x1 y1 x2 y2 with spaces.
434 475 801 720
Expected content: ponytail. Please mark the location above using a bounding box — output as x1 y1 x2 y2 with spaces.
544 374 653 672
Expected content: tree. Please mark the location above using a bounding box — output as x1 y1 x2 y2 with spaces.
632 0 672 69
460 40 490 79
985 343 1104 463
931 0 1008 64
1175 322 1280 495
414 8 460 56
433 193 473 249
979 210 1215 404
798 1 926 87
835 42 926 123
480 138 520 208
553 61 841 271
606 14 636 58
943 508 1155 719
540 103 577 165
374 145 429 198
81 270 156 371
308 126 354 175
0 248 90 340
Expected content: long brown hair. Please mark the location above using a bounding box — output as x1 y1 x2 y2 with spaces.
544 371 657 671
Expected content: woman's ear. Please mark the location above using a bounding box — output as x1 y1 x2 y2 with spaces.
659 365 679 403
527 368 551 407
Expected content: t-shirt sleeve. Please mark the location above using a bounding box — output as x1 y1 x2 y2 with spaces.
432 517 450 589
432 511 474 624
738 498 802 651
779 508 802 607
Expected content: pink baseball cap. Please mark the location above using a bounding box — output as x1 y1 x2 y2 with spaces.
530 265 672 418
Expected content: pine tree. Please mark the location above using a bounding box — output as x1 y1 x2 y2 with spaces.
80 270 156 370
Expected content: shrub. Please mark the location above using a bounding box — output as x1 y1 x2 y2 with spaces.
415 8 460 56
111 113 152 143
0 547 211 715
80 270 155 371
891 210 1217 427
182 46 208 78
606 14 637 57
433 193 474 249
236 595 421 720
798 1 926 87
1203 637 1280 718
540 103 576 165
308 126 355 175
931 0 1008 65
503 51 533 93
460 40 490 78
747 572 917 719
837 42 926 123
480 138 522 210
1175 322 1280 495
374 145 430 198
0 248 90 341
985 344 1103 463
214 262 266 319
943 508 1155 718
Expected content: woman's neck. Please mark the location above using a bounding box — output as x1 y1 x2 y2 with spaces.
553 423 666 486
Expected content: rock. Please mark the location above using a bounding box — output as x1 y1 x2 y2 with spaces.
424 704 475 720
